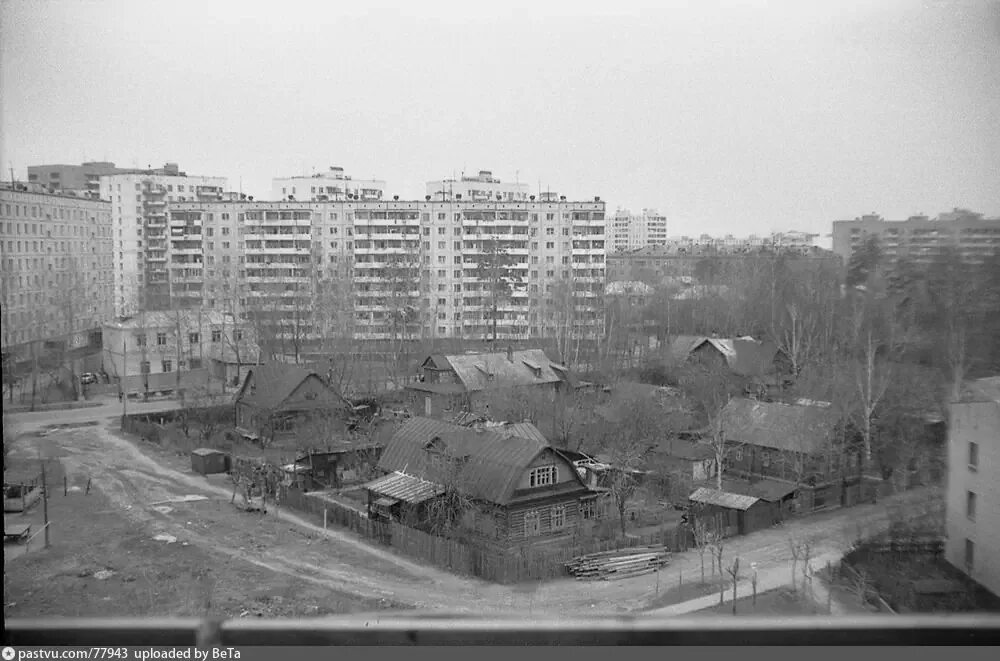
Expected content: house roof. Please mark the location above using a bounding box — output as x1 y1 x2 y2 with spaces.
191 448 226 457
234 363 347 411
365 471 445 504
425 349 570 392
721 398 840 454
376 416 577 505
649 438 715 462
689 487 760 511
691 337 782 377
720 477 798 502
104 309 231 330
668 335 705 362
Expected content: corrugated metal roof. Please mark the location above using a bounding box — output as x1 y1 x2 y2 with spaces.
721 398 840 454
720 477 797 502
437 349 566 392
191 448 225 457
689 487 760 511
365 471 445 504
234 363 349 411
377 416 579 505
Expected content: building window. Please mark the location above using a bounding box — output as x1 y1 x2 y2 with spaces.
762 451 770 467
967 491 977 520
189 358 202 369
188 332 199 344
524 510 540 537
551 505 566 530
139 361 150 374
580 499 596 520
161 359 172 372
529 465 557 488
156 332 167 345
135 334 147 347
211 329 222 343
965 539 975 571
969 442 978 470
735 448 743 461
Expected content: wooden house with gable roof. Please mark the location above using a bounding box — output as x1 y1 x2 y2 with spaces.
405 347 578 418
363 416 601 545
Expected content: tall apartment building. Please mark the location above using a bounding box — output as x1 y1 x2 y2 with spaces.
0 182 114 370
609 208 668 252
271 167 385 202
27 161 130 197
426 170 531 202
166 185 606 346
946 377 1000 597
831 209 1000 266
99 165 227 316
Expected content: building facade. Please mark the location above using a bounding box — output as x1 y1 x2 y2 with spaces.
831 209 1000 267
26 161 130 197
945 377 1000 597
165 192 606 346
102 309 257 395
271 166 385 202
99 165 228 316
609 208 668 252
426 170 531 202
1 183 114 372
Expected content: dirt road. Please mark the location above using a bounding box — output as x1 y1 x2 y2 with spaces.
6 408 940 617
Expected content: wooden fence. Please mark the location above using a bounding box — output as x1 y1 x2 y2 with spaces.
280 485 689 584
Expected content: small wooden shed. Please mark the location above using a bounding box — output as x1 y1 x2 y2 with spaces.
688 486 777 538
191 448 230 475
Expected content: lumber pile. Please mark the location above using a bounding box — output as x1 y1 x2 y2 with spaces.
564 545 671 581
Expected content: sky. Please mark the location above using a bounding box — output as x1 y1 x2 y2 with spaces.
1 0 999 243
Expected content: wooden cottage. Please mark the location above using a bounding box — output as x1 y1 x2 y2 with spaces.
363 416 600 546
233 363 352 445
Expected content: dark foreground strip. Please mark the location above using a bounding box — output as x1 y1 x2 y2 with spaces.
5 614 1000 646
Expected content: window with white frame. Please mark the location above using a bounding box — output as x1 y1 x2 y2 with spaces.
529 465 557 487
551 505 566 529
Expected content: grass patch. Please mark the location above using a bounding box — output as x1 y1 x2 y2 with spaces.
645 575 730 609
691 586 827 617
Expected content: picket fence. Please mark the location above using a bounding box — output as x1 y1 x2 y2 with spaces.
280 485 690 584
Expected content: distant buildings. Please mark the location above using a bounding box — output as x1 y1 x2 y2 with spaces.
606 243 839 286
426 170 531 202
271 166 385 202
1 182 114 373
609 208 667 252
831 209 1000 267
167 173 606 344
946 377 1000 598
98 164 228 316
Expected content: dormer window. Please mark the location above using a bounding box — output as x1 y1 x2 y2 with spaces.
529 465 557 487
474 364 495 381
522 360 542 378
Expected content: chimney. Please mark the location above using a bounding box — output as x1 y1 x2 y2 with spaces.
506 345 514 362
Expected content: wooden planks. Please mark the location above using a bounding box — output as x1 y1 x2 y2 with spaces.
564 545 671 581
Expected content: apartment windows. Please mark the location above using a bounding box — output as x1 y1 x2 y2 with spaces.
546 242 554 249
156 332 167 346
454 241 461 250
438 256 446 264
454 227 462 236
438 241 446 249
221 227 230 236
965 539 975 571
139 360 150 374
967 491 977 520
969 442 979 470
437 227 446 234
437 298 446 305
423 228 431 236
546 228 554 235
454 270 461 278
211 329 222 342
329 227 338 234
135 334 147 347
188 332 200 344
162 359 173 372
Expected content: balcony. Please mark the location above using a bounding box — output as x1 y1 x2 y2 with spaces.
144 198 167 208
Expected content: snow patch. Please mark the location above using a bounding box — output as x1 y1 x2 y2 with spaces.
152 506 174 515
153 534 177 544
93 570 115 580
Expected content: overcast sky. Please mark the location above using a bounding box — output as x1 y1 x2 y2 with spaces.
2 0 998 242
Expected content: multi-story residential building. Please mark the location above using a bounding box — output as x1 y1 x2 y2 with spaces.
26 161 130 197
606 244 840 286
102 310 258 396
945 376 1000 597
99 165 227 316
831 209 1000 267
426 170 531 202
165 186 606 347
1 182 114 376
609 208 668 252
271 166 385 202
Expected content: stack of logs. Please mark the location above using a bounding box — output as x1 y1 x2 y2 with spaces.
565 546 671 581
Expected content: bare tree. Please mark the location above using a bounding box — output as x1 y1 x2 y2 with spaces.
474 234 523 344
726 557 741 614
679 363 742 490
691 511 713 584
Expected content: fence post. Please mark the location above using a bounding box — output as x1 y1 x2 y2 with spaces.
63 476 67 497
41 461 50 549
324 508 328 530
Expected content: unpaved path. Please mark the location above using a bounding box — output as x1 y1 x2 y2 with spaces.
7 409 940 617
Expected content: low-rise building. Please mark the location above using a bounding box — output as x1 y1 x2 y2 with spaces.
102 310 257 397
364 416 599 546
945 377 1000 597
405 348 578 418
271 166 385 202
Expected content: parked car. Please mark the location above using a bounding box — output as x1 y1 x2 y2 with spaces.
80 373 98 385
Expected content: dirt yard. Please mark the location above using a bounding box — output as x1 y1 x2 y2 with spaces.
3 487 400 619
